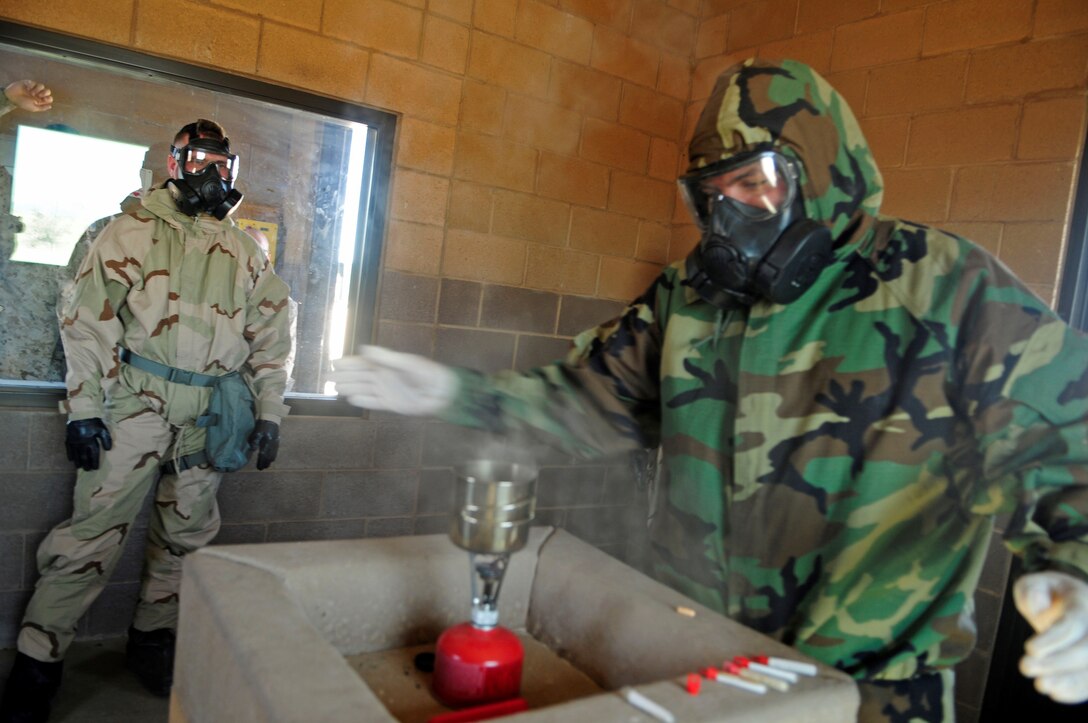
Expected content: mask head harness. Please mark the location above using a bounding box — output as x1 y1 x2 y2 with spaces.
167 122 243 220
679 148 832 308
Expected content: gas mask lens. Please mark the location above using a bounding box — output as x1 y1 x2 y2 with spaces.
175 139 239 186
680 151 798 229
168 135 244 219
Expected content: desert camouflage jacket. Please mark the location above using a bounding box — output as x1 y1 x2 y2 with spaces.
440 59 1088 682
59 187 295 424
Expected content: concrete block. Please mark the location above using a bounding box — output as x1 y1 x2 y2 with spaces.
174 528 858 722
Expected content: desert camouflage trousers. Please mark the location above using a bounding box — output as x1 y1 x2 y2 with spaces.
857 669 955 722
18 379 221 662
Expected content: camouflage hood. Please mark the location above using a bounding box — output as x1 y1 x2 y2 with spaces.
688 58 882 246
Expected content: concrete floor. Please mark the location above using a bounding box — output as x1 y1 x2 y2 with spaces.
0 638 168 722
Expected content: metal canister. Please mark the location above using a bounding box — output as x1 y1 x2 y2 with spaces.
450 460 538 555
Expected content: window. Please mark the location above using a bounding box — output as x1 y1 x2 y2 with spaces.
0 22 394 413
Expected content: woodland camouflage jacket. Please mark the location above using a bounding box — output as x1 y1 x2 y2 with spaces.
441 59 1088 682
59 187 294 424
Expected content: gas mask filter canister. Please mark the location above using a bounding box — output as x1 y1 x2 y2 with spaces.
167 137 244 220
680 150 832 307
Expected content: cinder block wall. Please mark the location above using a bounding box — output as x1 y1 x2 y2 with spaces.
0 404 650 639
1 3 1086 722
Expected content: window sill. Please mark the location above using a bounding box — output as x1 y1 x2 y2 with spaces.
0 382 364 417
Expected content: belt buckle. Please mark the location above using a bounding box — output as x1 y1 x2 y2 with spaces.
170 369 194 385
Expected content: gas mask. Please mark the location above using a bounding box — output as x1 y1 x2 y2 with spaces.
679 149 832 308
166 137 243 220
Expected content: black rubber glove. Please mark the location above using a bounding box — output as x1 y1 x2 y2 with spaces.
248 420 280 470
65 418 113 471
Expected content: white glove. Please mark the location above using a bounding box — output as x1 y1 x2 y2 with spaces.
329 346 458 416
1014 570 1088 704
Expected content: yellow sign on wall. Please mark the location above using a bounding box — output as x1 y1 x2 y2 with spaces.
236 218 279 264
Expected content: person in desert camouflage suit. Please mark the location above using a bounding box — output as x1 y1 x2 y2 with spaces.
0 119 294 722
331 58 1088 720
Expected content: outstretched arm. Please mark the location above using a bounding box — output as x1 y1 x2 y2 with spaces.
331 279 667 460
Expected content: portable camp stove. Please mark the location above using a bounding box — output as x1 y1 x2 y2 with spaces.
431 460 538 709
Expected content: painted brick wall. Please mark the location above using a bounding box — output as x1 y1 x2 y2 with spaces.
0 0 693 307
0 408 650 647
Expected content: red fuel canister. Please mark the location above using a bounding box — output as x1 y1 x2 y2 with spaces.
432 622 523 708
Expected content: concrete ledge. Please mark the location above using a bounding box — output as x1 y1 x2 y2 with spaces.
175 527 858 722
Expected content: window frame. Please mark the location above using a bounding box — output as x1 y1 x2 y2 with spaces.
1057 127 1088 333
0 20 394 416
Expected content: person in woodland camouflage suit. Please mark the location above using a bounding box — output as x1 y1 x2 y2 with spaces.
330 58 1088 720
0 119 295 722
